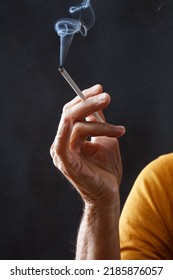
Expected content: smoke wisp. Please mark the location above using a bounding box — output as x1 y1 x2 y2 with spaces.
55 0 95 66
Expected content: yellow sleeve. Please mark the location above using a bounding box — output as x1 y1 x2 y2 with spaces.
120 153 173 260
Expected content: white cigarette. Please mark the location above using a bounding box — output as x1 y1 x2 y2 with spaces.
59 67 104 122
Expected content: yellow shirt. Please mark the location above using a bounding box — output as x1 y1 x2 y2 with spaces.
120 153 173 259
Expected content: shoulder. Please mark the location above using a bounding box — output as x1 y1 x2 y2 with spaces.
120 153 173 259
131 153 173 199
140 153 173 183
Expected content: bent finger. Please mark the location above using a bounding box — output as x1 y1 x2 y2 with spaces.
70 121 125 149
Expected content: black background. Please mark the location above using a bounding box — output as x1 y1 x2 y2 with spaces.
0 0 173 259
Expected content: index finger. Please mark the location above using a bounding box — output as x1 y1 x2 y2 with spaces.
64 84 103 110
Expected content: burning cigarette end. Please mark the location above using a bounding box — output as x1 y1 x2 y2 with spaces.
59 67 104 122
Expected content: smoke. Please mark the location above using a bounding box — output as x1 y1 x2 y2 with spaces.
55 0 95 66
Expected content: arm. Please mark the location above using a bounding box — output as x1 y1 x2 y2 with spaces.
76 202 120 260
50 84 125 259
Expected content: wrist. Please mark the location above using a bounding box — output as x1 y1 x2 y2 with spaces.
83 187 120 210
84 197 120 221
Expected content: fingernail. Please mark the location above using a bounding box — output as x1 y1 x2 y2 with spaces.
98 92 106 101
117 126 126 131
91 85 100 92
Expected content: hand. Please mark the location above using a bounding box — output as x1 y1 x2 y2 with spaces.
50 85 125 207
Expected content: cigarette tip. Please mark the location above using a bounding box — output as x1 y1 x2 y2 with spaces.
58 66 63 73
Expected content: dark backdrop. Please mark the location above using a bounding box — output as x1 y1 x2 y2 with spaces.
0 0 173 259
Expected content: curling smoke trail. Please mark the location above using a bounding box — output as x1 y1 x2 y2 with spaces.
55 0 95 66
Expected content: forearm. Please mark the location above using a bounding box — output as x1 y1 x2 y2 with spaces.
76 196 121 260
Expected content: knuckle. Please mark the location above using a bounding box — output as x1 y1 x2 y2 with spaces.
62 101 73 114
52 149 62 171
50 139 62 160
72 122 85 139
62 106 71 121
54 140 62 156
73 121 84 131
53 155 61 170
62 103 68 112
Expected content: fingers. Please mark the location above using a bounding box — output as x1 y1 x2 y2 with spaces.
63 92 110 122
70 121 126 149
63 84 107 122
64 84 103 110
50 85 105 171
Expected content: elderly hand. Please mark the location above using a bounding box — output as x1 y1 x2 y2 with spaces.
50 85 125 207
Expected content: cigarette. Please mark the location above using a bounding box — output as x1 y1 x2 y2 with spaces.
59 67 104 122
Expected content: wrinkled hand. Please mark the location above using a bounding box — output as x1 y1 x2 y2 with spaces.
50 85 125 207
